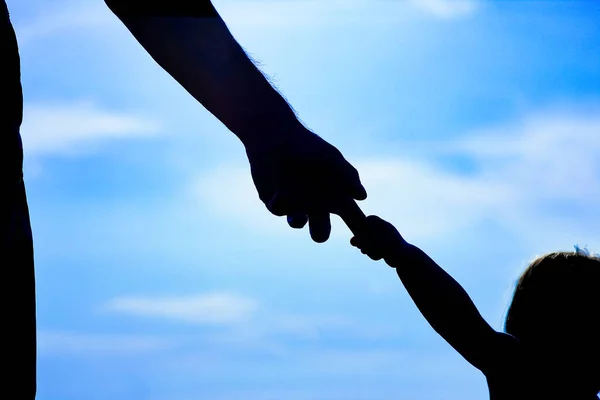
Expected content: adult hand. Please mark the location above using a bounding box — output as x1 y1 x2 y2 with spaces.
245 126 367 243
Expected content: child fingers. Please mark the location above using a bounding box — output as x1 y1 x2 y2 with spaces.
351 236 370 251
363 250 383 261
351 235 383 260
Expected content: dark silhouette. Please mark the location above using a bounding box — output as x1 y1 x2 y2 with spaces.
2 0 366 398
351 215 600 399
104 0 368 242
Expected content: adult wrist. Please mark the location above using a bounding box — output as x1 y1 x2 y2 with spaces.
240 115 309 153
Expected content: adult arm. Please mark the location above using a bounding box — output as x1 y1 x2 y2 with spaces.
104 0 302 147
104 0 367 241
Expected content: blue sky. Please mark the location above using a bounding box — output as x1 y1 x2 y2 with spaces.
8 0 600 398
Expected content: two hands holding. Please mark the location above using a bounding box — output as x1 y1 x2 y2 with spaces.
107 3 409 262
245 125 409 265
104 7 496 382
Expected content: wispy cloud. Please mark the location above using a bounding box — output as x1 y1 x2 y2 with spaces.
448 109 600 202
201 311 362 354
103 291 404 354
191 107 600 249
38 330 171 357
21 101 161 157
104 292 259 324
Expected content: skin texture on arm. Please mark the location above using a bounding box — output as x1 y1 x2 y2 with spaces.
351 216 520 373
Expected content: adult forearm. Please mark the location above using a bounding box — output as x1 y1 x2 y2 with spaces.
106 2 303 148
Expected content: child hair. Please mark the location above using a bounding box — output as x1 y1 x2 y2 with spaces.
504 247 600 346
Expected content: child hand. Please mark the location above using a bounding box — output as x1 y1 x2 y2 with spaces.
350 215 406 264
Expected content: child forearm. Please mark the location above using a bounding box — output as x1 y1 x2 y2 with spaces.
386 243 497 366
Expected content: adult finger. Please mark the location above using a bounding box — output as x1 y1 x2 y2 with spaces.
287 213 308 229
350 180 367 201
267 190 292 217
308 211 331 243
336 162 367 201
334 197 366 236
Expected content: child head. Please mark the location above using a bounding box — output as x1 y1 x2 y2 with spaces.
504 248 600 391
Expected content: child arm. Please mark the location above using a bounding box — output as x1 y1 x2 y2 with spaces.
389 242 517 371
351 216 520 373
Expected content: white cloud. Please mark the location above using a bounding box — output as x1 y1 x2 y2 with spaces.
190 164 288 233
102 291 398 354
104 290 358 335
202 312 361 353
191 107 600 249
408 0 479 19
351 158 519 238
38 330 170 357
104 292 258 324
21 101 161 156
448 110 600 202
